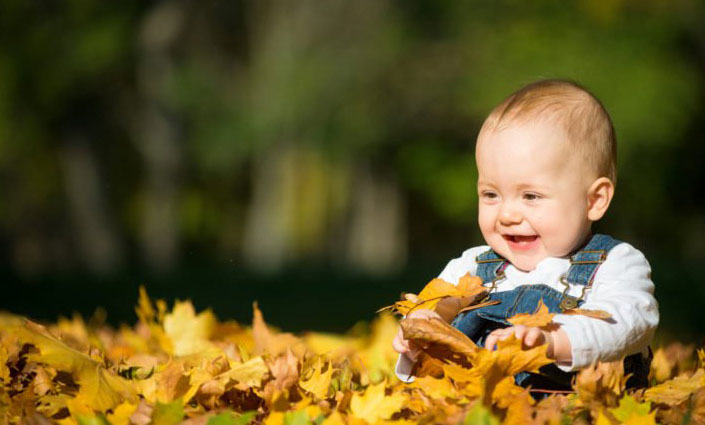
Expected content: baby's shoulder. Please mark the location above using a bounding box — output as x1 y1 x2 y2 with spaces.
596 240 652 281
437 245 490 284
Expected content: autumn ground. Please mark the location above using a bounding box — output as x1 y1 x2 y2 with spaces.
0 280 703 425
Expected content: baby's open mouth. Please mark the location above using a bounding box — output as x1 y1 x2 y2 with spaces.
503 234 539 244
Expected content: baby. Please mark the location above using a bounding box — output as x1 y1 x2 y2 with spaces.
392 79 659 391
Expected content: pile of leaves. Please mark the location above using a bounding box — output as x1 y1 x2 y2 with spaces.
0 281 704 425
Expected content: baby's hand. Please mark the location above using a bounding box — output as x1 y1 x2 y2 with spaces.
484 325 554 357
392 309 442 361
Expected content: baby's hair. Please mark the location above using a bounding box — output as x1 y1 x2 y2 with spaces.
479 79 617 183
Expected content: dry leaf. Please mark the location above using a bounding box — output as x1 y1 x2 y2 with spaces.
349 381 406 423
562 308 613 320
507 299 554 327
400 317 478 367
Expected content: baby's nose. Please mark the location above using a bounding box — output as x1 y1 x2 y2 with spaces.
498 208 523 225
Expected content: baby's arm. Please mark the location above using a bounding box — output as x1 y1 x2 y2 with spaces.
549 243 658 371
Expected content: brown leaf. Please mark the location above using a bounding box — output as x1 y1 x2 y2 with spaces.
458 300 501 314
400 317 478 367
562 308 613 320
252 302 302 357
574 361 628 406
390 273 487 316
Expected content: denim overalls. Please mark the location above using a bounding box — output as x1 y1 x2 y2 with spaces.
450 234 652 393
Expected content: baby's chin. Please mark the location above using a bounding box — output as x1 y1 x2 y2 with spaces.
492 245 548 272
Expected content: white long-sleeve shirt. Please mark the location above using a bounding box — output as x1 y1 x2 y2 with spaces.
395 241 659 382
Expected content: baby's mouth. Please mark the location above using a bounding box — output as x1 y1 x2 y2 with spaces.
503 234 539 246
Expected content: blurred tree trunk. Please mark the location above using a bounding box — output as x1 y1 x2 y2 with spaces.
345 164 407 275
132 1 185 271
60 135 123 273
242 145 347 271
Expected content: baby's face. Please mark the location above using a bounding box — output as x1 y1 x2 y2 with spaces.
475 120 596 272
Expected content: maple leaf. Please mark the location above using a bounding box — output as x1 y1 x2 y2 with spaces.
227 356 270 388
507 299 554 327
389 274 486 316
574 360 628 406
163 300 216 356
349 381 407 423
400 317 478 367
644 368 705 406
407 376 459 400
253 302 303 357
12 321 138 411
299 356 334 400
609 394 653 423
507 299 612 328
470 335 553 405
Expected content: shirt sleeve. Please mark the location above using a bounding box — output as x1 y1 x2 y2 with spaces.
394 245 489 382
436 245 489 285
551 242 659 371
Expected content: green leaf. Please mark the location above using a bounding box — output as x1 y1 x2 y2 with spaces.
207 411 257 425
152 400 185 425
283 410 311 425
77 415 110 425
609 394 652 422
464 403 500 425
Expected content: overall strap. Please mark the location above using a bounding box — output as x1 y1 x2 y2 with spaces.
565 234 622 286
475 249 509 285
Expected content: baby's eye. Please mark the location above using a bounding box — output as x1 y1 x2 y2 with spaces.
481 191 498 199
523 193 541 201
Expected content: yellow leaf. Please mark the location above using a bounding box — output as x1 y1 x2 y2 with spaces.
13 321 137 411
228 356 270 388
299 356 334 399
253 302 303 356
507 299 554 327
0 345 11 383
349 381 406 423
408 376 458 400
644 368 705 406
649 348 674 383
163 301 216 356
609 395 653 423
595 410 614 425
106 402 138 425
264 411 285 425
393 274 486 316
574 360 628 406
320 411 346 425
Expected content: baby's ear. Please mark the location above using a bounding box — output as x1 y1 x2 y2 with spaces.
587 177 615 221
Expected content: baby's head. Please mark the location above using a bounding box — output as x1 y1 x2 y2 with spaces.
475 79 616 272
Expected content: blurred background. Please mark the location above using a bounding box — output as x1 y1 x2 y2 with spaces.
1 0 704 341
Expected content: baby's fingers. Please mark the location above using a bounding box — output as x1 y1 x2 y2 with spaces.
522 327 546 348
393 327 410 352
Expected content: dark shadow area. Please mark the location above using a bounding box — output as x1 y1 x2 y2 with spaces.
2 258 703 344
